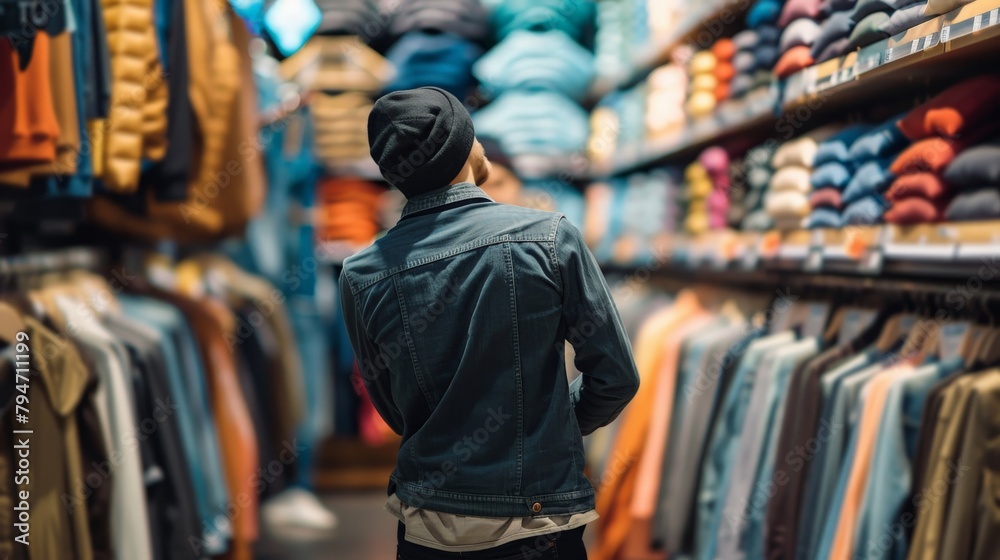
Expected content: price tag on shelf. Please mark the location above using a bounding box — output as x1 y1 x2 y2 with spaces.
804 230 825 272
974 13 983 31
941 25 951 42
759 231 782 260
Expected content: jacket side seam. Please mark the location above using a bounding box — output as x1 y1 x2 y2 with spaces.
392 275 437 410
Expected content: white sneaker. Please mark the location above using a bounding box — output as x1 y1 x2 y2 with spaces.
262 488 339 532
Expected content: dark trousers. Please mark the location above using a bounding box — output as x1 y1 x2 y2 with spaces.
396 521 588 560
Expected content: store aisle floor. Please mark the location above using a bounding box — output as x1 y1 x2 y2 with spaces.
256 491 396 560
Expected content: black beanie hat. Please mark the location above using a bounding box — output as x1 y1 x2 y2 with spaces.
368 87 475 198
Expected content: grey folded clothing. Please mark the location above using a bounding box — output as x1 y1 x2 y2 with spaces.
810 11 856 59
945 186 1000 220
389 0 489 43
851 0 894 20
943 142 1000 188
879 1 933 36
816 36 853 62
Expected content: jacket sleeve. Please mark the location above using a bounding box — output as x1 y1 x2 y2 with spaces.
339 271 405 435
555 217 640 435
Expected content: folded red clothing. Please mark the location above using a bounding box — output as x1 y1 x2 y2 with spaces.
897 75 1000 140
885 173 950 202
883 196 951 225
774 46 814 79
809 187 843 210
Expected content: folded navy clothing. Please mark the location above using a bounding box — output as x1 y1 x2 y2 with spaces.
842 194 889 224
474 29 594 101
811 162 853 189
758 25 781 45
942 142 1000 188
806 207 844 228
385 31 484 98
474 91 590 156
848 116 909 162
492 0 596 44
755 45 780 70
747 0 783 27
842 158 896 203
879 1 933 36
391 0 489 43
945 186 1000 220
814 124 872 165
810 11 856 59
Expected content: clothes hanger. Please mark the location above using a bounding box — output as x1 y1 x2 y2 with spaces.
0 302 25 345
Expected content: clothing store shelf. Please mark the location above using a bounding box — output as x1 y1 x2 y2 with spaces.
588 0 751 101
782 0 1000 113
595 0 1000 177
601 221 1000 282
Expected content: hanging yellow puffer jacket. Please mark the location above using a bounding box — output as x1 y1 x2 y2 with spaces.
94 0 168 192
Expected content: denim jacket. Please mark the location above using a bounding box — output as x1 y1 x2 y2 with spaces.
340 183 639 517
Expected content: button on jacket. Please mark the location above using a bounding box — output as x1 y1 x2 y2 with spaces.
341 183 639 518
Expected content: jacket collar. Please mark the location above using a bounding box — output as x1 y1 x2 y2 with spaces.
401 183 494 219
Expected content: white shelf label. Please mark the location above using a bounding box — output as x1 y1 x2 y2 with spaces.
886 46 894 62
991 8 999 26
941 25 951 42
910 39 920 54
974 13 983 32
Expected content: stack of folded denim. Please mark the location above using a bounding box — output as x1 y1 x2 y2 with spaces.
766 127 839 229
473 29 594 102
474 3 595 184
804 124 871 228
384 32 483 99
886 75 1000 223
836 117 909 225
775 0 822 77
687 50 719 119
646 64 688 140
740 142 778 230
474 91 591 157
382 0 490 99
